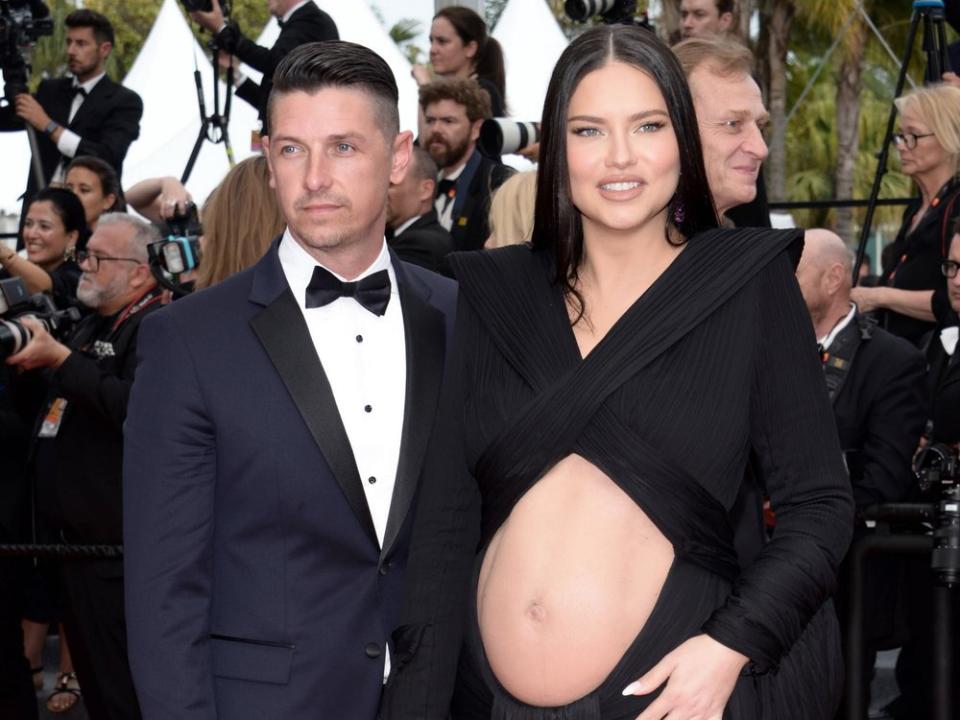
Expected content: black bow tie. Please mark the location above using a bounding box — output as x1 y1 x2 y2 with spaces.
305 266 391 316
436 178 456 199
72 85 87 98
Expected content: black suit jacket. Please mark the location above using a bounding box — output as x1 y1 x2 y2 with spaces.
926 326 960 443
123 240 456 719
0 75 143 203
831 317 927 507
33 289 162 545
389 209 454 276
449 150 514 253
225 3 338 129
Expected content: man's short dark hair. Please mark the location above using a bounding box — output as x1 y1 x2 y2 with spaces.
409 146 438 186
65 9 114 46
267 41 400 140
419 78 492 123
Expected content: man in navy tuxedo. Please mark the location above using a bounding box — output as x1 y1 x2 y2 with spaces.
123 41 456 719
0 9 142 217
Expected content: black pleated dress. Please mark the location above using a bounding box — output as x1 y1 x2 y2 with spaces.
383 228 854 720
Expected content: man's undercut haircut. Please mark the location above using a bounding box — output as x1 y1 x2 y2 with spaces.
65 9 115 46
672 36 753 79
96 213 161 263
268 40 400 141
410 146 439 185
419 78 493 123
716 0 736 15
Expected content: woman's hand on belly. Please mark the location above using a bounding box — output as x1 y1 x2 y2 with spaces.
622 634 749 720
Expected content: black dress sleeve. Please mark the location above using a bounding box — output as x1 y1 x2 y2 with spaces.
382 293 482 719
701 251 855 670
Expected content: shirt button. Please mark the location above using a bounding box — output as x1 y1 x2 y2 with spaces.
364 404 372 413
356 334 363 343
365 642 381 658
368 476 377 485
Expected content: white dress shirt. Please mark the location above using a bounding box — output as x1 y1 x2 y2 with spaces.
435 162 466 231
51 72 106 182
818 303 857 351
278 230 407 549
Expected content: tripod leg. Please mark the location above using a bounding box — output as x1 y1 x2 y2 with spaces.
181 119 210 185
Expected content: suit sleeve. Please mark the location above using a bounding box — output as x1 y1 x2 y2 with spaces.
123 310 219 720
852 343 927 506
701 251 855 670
74 87 142 170
54 318 139 433
232 13 339 88
382 294 481 719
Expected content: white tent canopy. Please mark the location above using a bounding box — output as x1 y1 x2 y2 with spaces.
122 0 261 209
492 0 568 123
0 130 32 215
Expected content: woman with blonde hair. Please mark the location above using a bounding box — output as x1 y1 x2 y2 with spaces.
486 170 537 248
195 156 284 289
852 83 960 345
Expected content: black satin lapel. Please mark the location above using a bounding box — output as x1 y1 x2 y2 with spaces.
250 288 379 547
381 274 446 557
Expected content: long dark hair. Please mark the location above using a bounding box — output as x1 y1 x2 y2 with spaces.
531 25 717 313
435 6 506 108
66 155 126 213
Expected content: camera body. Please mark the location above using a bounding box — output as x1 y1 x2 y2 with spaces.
0 276 80 359
0 0 53 100
178 0 232 16
148 203 203 298
916 443 960 587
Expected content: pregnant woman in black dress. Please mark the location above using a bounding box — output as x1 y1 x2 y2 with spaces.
385 25 853 720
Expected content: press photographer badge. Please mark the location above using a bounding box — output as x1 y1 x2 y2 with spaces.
38 397 68 438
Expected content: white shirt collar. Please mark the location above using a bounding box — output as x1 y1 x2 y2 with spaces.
392 214 422 238
282 0 310 23
439 162 467 183
941 326 959 356
277 228 394 309
73 72 106 93
818 302 857 351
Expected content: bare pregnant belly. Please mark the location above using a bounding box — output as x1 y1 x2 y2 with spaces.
477 454 675 707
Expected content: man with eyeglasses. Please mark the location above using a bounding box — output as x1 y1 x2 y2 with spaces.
924 225 960 447
5 213 162 720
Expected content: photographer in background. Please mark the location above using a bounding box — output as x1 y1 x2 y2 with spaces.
5 214 162 720
0 10 142 230
189 0 338 132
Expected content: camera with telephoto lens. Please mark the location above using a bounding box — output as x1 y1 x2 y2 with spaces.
478 119 540 159
147 203 202 298
0 0 53 101
0 276 80 360
915 443 960 588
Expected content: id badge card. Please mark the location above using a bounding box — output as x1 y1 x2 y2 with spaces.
38 398 68 438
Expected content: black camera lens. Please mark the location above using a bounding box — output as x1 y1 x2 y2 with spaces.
565 0 617 22
0 318 32 359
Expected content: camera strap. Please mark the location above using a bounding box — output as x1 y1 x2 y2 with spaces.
821 313 875 403
109 286 163 336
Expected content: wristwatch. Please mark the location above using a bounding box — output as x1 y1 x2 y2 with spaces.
44 120 60 136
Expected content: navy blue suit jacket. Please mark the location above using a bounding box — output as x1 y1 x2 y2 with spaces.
123 239 456 719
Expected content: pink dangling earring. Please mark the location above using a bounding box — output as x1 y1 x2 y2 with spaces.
673 201 685 225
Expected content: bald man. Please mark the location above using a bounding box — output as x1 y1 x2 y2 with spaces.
797 229 927 713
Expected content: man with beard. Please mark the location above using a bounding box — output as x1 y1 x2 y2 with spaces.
0 9 143 229
6 214 162 720
420 78 514 252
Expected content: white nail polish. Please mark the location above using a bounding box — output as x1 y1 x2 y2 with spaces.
622 681 641 696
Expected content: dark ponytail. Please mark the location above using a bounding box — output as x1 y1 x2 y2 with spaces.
435 6 506 111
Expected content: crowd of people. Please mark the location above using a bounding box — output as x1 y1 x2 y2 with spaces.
0 1 958 720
